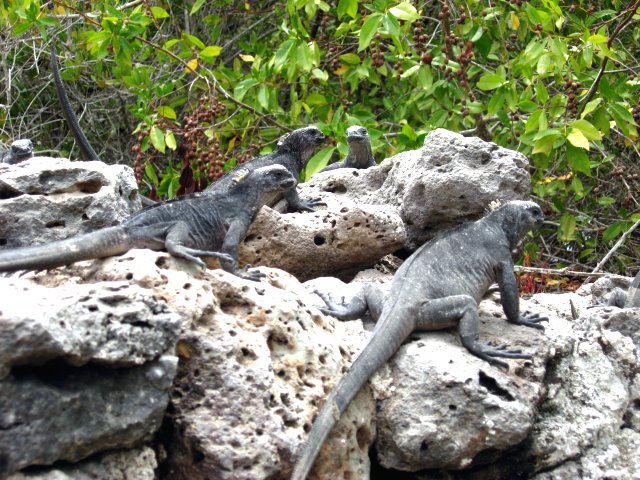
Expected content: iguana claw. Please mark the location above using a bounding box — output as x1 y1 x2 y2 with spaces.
513 311 548 331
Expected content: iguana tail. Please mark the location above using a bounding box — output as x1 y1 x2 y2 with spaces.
625 270 640 308
291 314 413 480
0 227 132 272
50 46 100 161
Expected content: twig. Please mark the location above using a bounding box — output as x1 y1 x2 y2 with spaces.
583 216 640 284
514 265 626 279
579 0 640 112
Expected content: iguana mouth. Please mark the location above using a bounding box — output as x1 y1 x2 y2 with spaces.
281 178 296 188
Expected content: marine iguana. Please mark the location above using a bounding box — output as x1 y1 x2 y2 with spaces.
0 165 295 280
291 200 548 480
203 125 326 211
606 270 640 308
319 125 375 172
0 139 34 164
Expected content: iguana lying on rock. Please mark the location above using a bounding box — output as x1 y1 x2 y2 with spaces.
0 165 295 280
291 200 548 480
319 125 375 172
0 139 34 164
203 126 326 211
606 270 640 308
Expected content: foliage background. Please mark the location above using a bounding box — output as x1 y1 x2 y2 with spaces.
1 0 639 279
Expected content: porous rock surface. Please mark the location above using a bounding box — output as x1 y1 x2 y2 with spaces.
0 157 141 249
306 128 531 249
0 275 179 473
239 195 405 281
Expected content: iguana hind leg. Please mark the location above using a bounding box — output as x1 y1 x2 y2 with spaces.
417 295 530 369
164 222 232 269
316 283 385 321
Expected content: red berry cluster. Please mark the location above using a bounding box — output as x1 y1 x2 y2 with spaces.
370 33 385 68
564 76 581 117
132 131 146 183
413 23 432 64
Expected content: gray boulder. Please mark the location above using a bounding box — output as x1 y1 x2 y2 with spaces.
0 275 180 474
0 157 141 249
307 128 531 249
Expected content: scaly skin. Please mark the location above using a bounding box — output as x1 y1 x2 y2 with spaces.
203 126 326 212
319 125 375 172
291 200 548 480
0 165 295 280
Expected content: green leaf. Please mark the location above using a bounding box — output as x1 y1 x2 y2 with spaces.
558 214 577 241
570 119 602 141
183 33 205 49
234 78 258 101
358 13 383 52
477 73 506 91
191 0 206 15
400 64 420 79
340 53 361 65
337 0 358 19
144 162 158 186
566 144 591 175
303 147 336 180
587 34 607 44
597 197 616 205
304 92 328 106
580 98 603 118
389 2 420 21
157 106 177 120
566 128 589 150
603 221 628 243
311 68 329 81
257 85 269 110
165 131 177 150
274 39 296 70
150 126 166 154
199 45 222 62
150 6 169 19
536 53 550 74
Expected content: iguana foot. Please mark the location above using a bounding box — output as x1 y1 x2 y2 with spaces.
512 311 548 331
462 336 531 369
236 264 265 282
294 197 325 212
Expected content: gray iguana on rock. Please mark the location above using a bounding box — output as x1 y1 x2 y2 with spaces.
0 165 295 280
291 200 548 480
319 125 375 172
0 139 34 164
203 126 326 212
606 270 640 308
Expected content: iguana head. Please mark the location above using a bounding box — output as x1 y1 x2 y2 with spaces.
346 125 369 143
249 164 297 192
488 200 544 248
278 126 326 165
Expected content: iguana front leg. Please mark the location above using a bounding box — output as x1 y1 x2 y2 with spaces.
220 218 265 281
496 259 548 330
164 222 234 269
284 188 324 212
417 295 531 369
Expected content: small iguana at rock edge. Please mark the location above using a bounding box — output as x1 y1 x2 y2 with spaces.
319 125 375 172
0 139 34 164
606 270 640 308
291 200 548 480
203 126 326 212
0 165 295 280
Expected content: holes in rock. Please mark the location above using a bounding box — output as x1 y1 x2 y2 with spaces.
183 283 191 290
352 171 359 176
45 220 66 229
314 235 326 246
478 371 515 401
193 369 200 378
155 256 168 269
192 449 205 464
303 423 311 433
356 426 371 450
129 190 138 201
256 428 263 435
319 354 327 365
0 239 6 246
449 404 457 410
77 180 103 194
81 213 89 221
420 440 429 451
340 207 349 213
87 305 98 312
125 272 133 280
229 330 237 337
323 182 347 194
